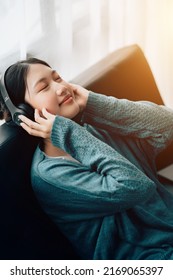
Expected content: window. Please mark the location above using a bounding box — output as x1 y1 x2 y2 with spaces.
0 0 121 79
0 0 173 110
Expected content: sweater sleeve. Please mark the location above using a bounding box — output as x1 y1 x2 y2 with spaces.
50 115 156 214
81 92 173 153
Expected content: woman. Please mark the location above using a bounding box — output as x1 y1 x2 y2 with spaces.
1 58 173 260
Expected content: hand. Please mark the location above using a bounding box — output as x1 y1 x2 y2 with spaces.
70 83 89 112
19 108 56 139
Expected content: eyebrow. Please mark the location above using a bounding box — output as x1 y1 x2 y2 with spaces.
33 69 57 89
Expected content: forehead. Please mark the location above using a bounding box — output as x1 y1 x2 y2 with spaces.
27 63 52 82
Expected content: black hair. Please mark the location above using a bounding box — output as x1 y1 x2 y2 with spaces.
0 58 51 121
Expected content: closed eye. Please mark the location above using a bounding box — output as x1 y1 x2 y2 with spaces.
37 83 49 92
55 76 62 82
41 85 49 90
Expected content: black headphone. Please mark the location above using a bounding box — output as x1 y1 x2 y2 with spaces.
0 72 34 126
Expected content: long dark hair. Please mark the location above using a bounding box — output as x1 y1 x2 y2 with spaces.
0 58 51 121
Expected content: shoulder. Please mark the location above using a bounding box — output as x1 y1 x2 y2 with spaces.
31 146 85 191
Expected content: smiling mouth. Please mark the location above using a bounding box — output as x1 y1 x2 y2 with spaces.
59 95 72 105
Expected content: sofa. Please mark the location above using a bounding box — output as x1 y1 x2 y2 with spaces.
0 44 173 260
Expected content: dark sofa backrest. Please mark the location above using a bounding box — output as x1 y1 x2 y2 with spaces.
0 122 78 259
73 44 163 105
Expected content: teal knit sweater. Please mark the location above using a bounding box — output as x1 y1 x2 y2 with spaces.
31 92 173 259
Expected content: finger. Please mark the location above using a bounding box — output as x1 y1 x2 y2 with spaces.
20 122 42 137
34 108 41 119
42 108 56 121
69 83 79 93
19 115 44 131
34 109 47 124
20 121 50 138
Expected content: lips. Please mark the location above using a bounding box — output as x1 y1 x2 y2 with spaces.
59 94 72 105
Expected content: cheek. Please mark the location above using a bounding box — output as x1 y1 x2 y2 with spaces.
42 101 60 115
25 90 60 114
32 96 60 114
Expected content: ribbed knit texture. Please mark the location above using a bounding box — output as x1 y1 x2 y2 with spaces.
82 92 173 152
31 92 173 260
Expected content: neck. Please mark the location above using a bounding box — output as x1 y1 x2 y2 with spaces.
42 138 69 157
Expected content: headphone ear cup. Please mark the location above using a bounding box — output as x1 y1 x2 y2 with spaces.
18 103 34 121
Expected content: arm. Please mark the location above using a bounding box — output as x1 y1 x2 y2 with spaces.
81 91 173 153
49 115 156 212
19 109 156 215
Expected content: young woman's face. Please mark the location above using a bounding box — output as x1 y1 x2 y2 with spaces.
24 63 80 119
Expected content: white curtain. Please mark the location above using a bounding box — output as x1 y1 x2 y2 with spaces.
0 0 173 107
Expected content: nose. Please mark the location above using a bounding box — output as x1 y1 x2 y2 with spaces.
54 83 67 96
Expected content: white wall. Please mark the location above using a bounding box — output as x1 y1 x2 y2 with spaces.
0 0 173 108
